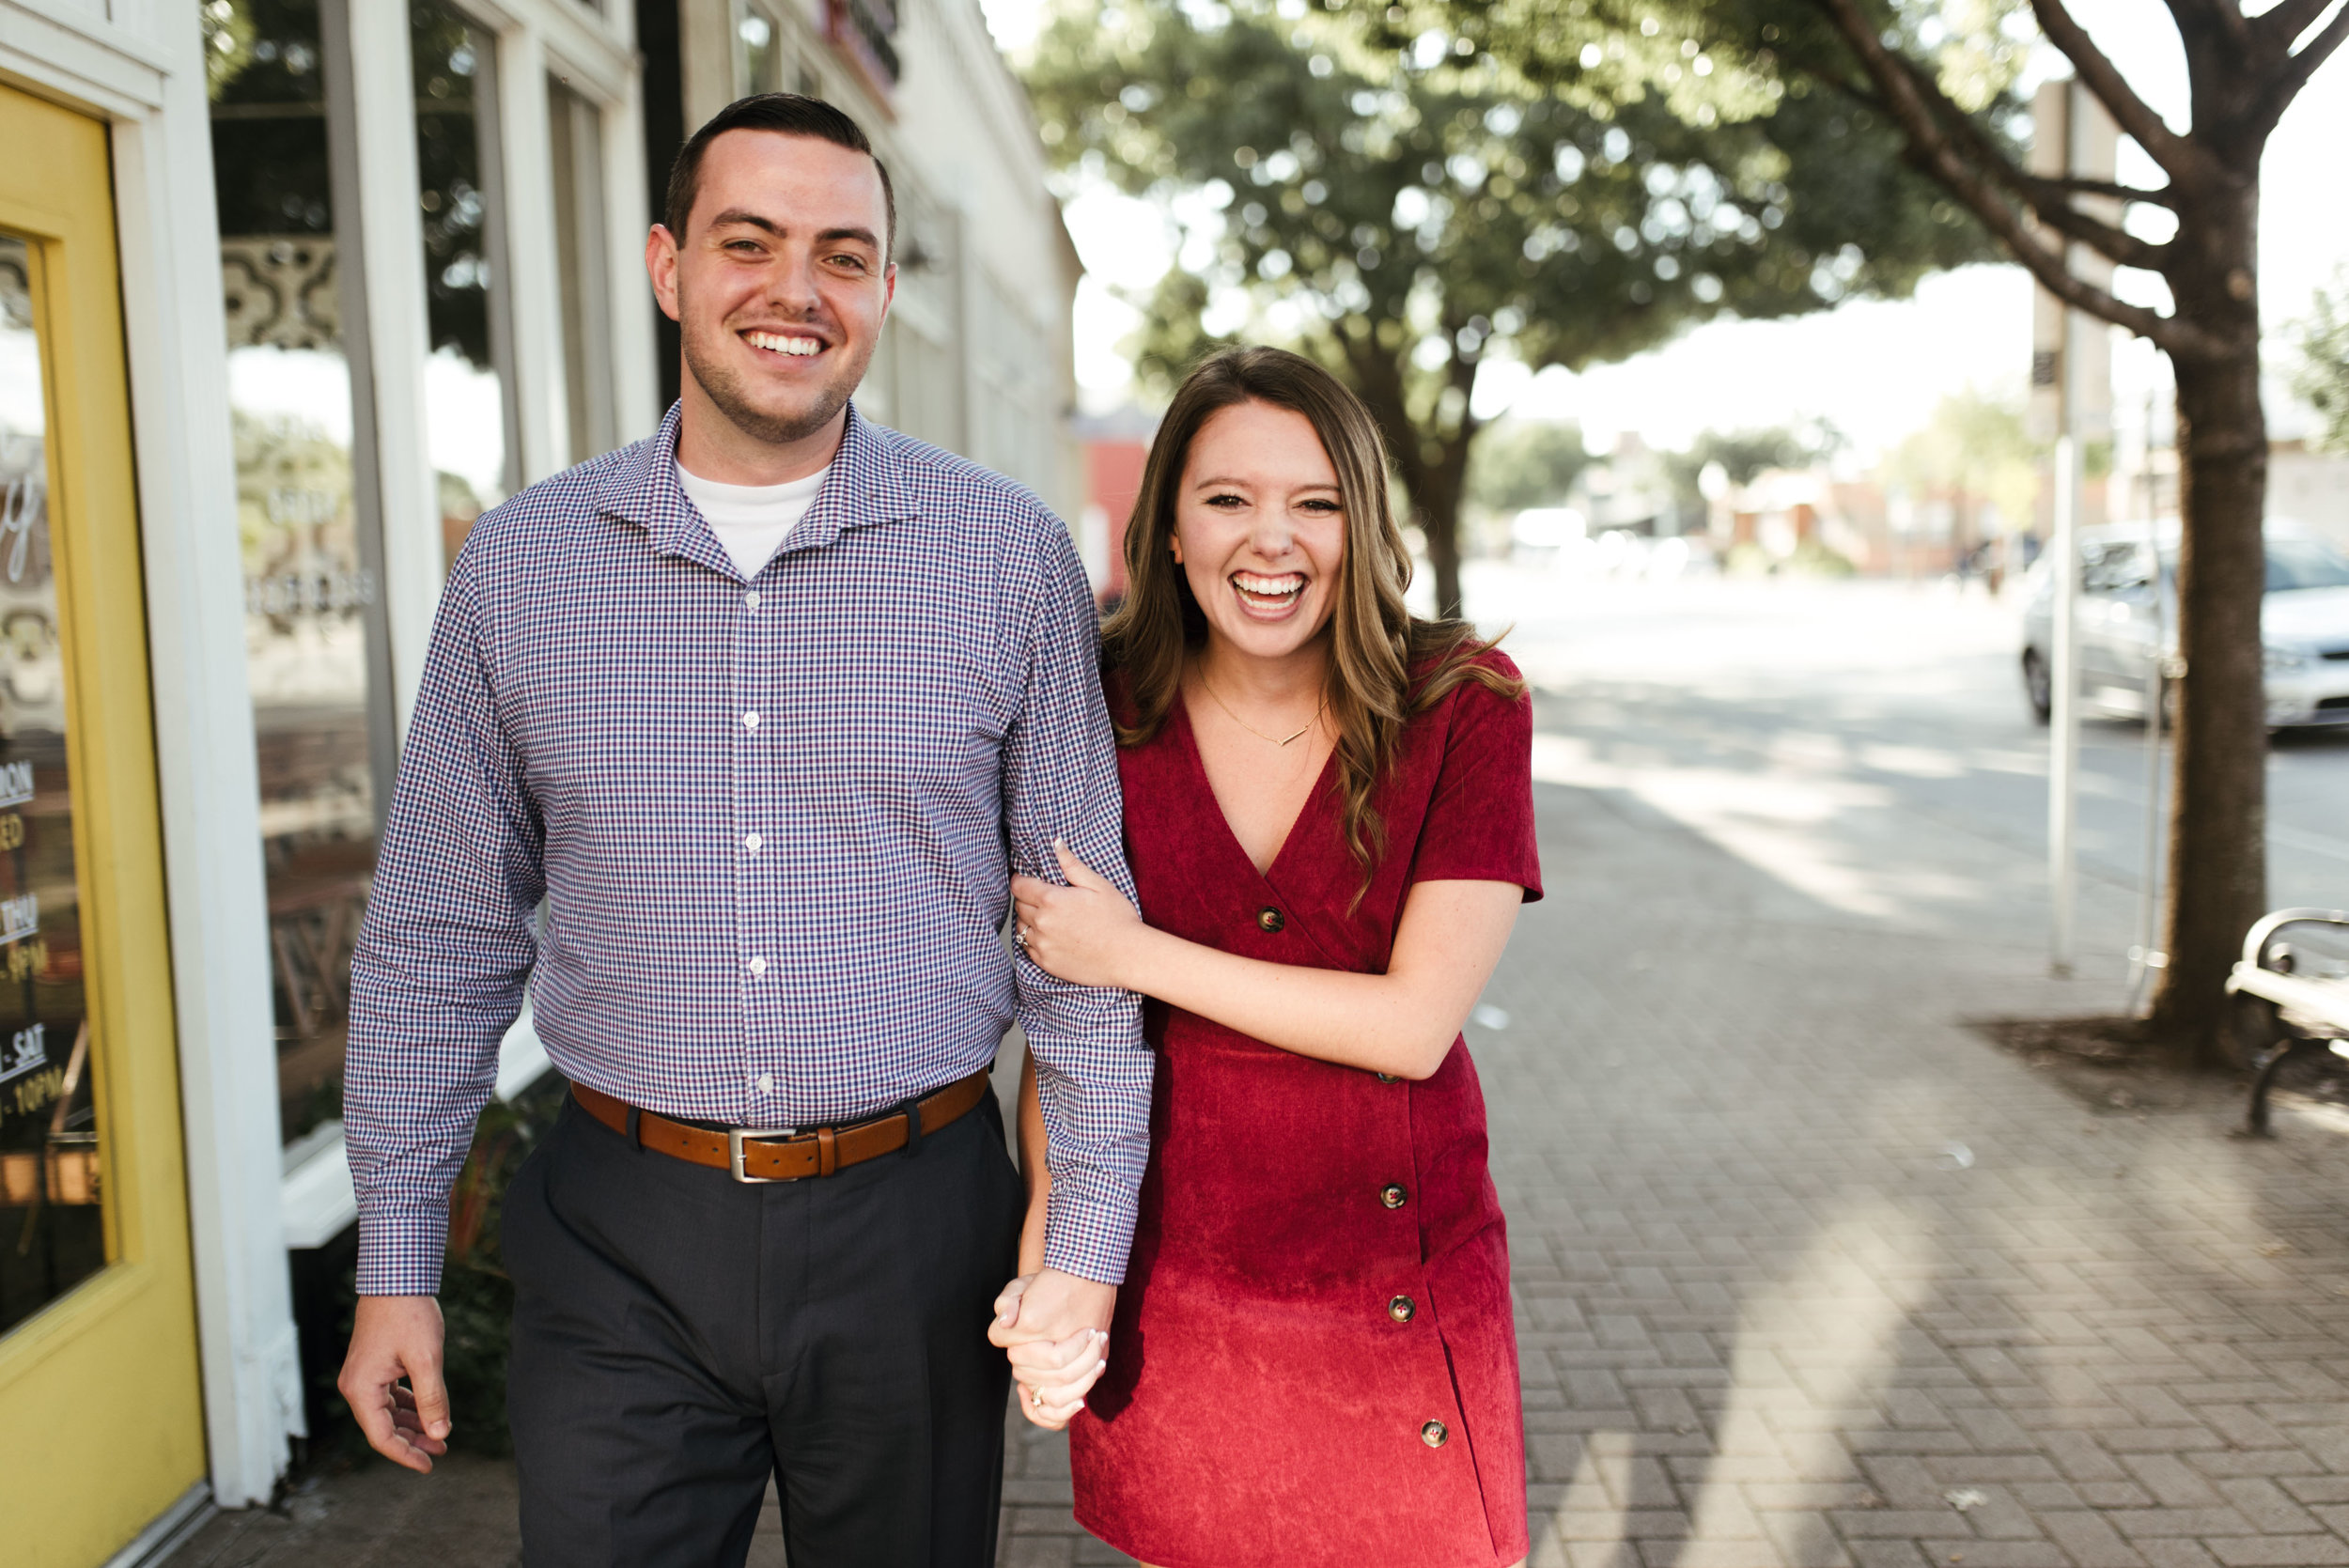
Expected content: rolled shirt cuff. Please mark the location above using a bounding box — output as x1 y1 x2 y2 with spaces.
1039 1176 1137 1286
354 1203 452 1297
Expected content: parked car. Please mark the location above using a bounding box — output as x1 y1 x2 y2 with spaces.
2020 524 2349 728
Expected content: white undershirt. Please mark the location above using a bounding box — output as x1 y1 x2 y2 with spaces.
676 460 831 580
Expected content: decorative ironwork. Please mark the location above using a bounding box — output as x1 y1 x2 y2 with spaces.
221 236 342 351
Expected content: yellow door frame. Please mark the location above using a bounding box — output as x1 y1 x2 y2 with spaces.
0 83 207 1568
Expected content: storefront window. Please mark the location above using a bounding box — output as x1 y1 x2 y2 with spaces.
207 0 388 1144
0 236 106 1333
413 0 517 565
549 78 615 468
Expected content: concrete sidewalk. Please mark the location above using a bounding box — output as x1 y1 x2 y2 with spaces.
173 680 2349 1568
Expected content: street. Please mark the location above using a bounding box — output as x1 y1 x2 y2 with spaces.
177 574 2349 1568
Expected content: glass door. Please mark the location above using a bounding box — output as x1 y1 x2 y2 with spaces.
0 84 207 1568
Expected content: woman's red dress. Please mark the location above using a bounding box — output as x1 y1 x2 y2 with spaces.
1070 656 1543 1568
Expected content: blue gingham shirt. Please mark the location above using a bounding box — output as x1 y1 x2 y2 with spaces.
344 404 1151 1296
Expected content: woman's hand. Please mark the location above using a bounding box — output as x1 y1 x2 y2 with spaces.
991 1271 1112 1430
1010 841 1148 990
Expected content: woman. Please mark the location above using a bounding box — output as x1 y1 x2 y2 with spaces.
995 347 1539 1568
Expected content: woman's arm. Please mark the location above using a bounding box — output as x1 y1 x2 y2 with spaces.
1015 1051 1050 1276
1013 846 1522 1080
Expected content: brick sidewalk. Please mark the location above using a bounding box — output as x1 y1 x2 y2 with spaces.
175 690 2349 1568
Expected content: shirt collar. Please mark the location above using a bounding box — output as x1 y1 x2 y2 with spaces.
595 400 919 570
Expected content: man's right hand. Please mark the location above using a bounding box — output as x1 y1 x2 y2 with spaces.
338 1294 451 1472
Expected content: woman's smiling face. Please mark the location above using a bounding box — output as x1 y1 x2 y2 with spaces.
1172 399 1347 663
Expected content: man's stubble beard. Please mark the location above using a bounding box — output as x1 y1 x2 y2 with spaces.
679 289 876 449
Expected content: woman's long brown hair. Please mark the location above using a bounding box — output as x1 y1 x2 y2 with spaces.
1100 347 1522 893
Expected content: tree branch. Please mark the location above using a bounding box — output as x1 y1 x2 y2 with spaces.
2030 0 2214 189
2017 186 2174 273
2030 175 2177 209
1876 47 2172 272
2171 0 2256 60
2256 0 2339 47
1805 0 2214 358
2253 0 2349 138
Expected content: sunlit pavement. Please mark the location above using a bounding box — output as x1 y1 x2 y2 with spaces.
170 571 2349 1567
1002 570 2349 1568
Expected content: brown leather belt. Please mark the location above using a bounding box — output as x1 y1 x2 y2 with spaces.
571 1068 992 1183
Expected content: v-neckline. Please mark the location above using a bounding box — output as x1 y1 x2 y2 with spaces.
1171 686 1338 885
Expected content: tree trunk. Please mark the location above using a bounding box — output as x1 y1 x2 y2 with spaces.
2147 338 2268 1055
1420 450 1470 619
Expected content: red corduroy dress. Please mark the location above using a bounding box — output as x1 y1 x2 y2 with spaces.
1069 655 1543 1568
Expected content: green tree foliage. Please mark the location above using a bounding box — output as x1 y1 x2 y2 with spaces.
1684 424 1832 489
2290 269 2349 456
1467 421 1593 516
1019 0 1992 613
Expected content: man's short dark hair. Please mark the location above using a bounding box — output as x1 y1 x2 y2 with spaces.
663 94 896 265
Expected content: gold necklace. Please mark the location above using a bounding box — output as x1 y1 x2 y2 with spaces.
1200 675 1325 747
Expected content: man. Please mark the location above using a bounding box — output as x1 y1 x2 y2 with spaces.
336 94 1149 1566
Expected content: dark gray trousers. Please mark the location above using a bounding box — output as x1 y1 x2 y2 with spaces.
502 1086 1024 1567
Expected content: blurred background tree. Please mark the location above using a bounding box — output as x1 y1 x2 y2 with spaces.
1880 389 2040 552
2291 269 2349 456
1019 0 1992 614
1465 420 1594 517
1681 422 1837 489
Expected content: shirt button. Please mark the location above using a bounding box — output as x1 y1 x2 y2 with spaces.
1381 1184 1408 1209
1421 1420 1448 1448
1257 906 1284 933
744 590 761 611
755 1073 774 1092
744 832 764 854
1388 1295 1415 1323
742 710 759 729
748 956 768 976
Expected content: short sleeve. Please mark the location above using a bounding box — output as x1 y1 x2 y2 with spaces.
1405 657 1543 901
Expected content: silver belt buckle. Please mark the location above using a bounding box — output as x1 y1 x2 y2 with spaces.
727 1126 800 1184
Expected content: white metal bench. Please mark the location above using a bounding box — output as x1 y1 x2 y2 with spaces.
2229 908 2349 1135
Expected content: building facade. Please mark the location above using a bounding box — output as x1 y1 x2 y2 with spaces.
0 2 1079 1562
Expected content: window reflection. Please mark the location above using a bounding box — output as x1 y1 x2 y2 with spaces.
549 78 615 468
413 0 516 564
206 0 384 1144
0 236 106 1334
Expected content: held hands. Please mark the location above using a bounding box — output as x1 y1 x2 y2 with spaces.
1010 841 1147 990
338 1294 452 1473
989 1267 1117 1431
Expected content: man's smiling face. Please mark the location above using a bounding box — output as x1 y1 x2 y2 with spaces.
651 129 894 454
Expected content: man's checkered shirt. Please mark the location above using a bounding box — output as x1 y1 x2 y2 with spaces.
344 404 1151 1296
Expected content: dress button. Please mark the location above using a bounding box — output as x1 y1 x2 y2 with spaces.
1381 1184 1408 1209
1376 1073 1399 1083
744 590 761 611
1421 1420 1448 1448
744 832 764 854
1257 906 1284 933
755 1073 774 1092
742 710 760 729
748 956 768 976
1388 1295 1415 1323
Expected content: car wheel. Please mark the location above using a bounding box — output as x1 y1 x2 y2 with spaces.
2022 648 2051 724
